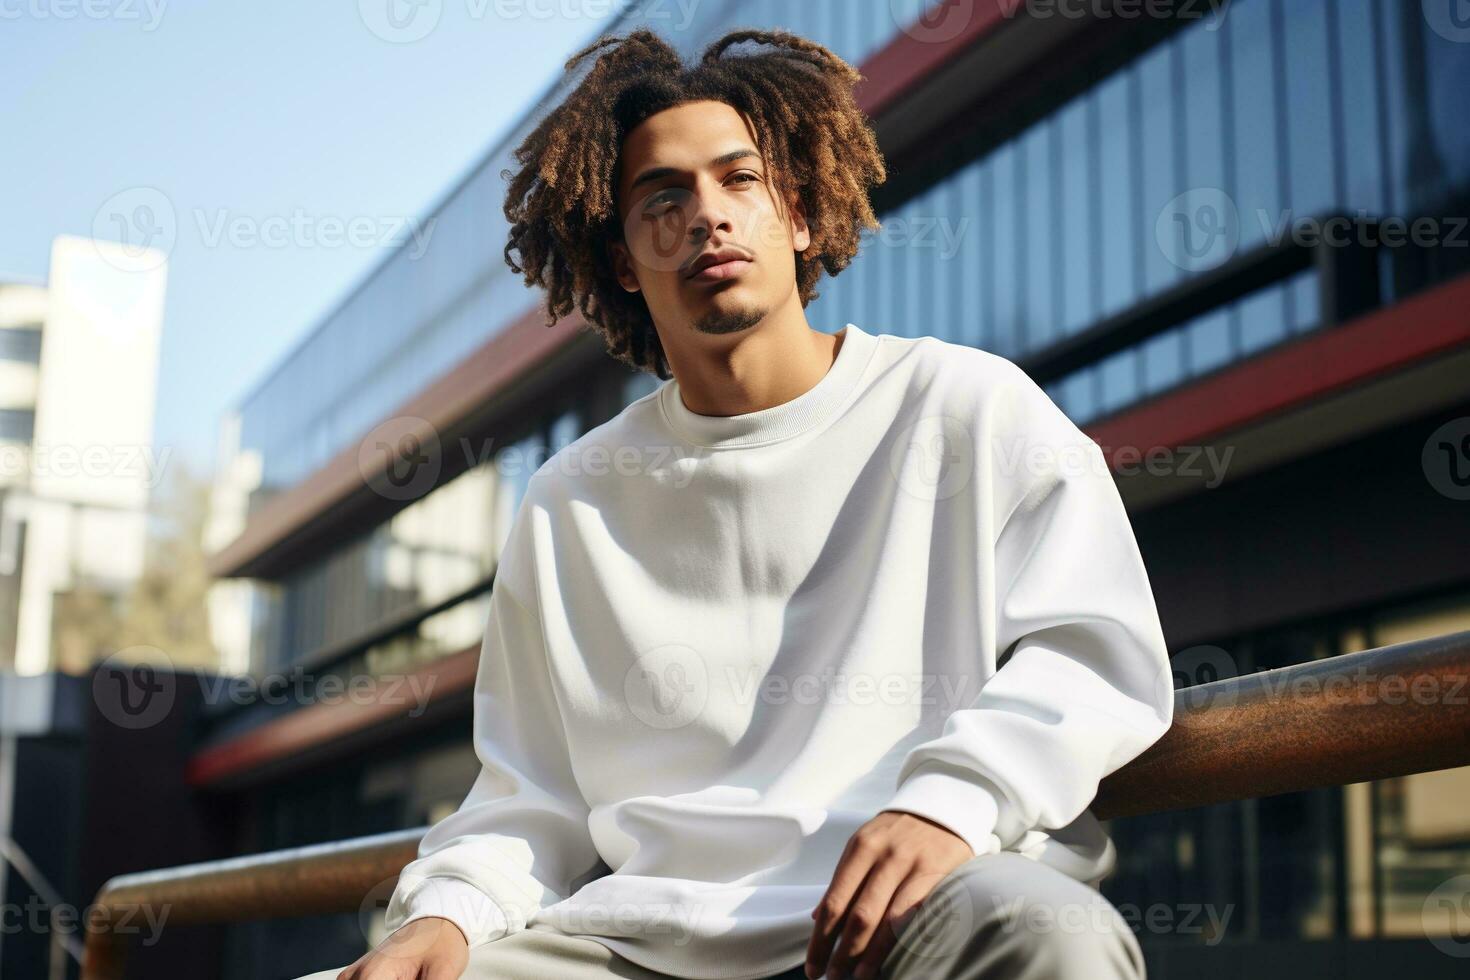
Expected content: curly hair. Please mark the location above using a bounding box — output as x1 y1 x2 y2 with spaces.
500 27 887 380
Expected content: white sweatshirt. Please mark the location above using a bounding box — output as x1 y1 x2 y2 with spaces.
383 322 1174 979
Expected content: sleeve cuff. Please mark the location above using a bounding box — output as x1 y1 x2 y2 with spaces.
881 764 1006 859
384 875 512 949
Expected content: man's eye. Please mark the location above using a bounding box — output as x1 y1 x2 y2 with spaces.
643 175 755 211
644 190 683 211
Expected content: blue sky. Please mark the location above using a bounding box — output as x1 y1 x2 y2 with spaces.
1 1 611 476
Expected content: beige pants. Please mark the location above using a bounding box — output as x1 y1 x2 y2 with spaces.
292 852 1146 979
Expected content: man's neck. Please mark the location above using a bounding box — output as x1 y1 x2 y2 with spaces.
660 304 844 418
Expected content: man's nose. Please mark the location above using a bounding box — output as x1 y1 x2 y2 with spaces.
685 182 737 243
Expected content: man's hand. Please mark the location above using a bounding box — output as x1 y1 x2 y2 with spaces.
338 915 470 980
806 811 975 980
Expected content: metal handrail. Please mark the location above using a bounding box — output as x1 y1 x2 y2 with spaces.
1092 628 1470 818
81 630 1470 979
0 834 83 980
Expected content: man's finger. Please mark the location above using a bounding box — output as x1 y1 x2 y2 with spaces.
825 852 913 978
805 835 881 977
850 869 936 979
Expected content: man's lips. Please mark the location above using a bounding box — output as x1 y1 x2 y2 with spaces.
686 257 753 282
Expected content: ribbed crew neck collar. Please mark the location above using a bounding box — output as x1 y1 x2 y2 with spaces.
658 323 878 450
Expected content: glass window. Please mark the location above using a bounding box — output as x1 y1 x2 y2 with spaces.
1181 16 1229 214
990 144 1020 357
1377 0 1412 217
957 160 986 350
1138 43 1182 299
1023 123 1056 353
1097 72 1137 318
978 158 997 353
1282 0 1339 219
1336 0 1387 215
1187 310 1233 378
1097 347 1139 416
1057 371 1096 425
260 441 507 667
932 179 962 346
0 409 35 443
1362 591 1470 940
1057 97 1095 337
1142 329 1185 398
0 327 42 364
1289 268 1320 334
1422 9 1470 190
1049 265 1321 424
1238 282 1289 355
1230 0 1285 254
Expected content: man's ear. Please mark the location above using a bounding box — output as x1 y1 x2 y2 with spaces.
609 239 641 293
788 192 811 255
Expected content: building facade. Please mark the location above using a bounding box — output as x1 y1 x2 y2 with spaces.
0 235 167 677
0 235 170 977
202 2 1470 976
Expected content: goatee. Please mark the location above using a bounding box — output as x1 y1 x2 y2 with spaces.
692 306 765 336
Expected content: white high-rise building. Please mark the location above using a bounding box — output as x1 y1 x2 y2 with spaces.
0 234 167 675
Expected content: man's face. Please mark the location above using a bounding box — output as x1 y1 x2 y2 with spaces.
610 99 811 339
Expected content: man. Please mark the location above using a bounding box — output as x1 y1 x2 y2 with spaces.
298 26 1169 980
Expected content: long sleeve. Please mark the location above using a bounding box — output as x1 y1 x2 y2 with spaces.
382 529 601 949
881 365 1175 858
